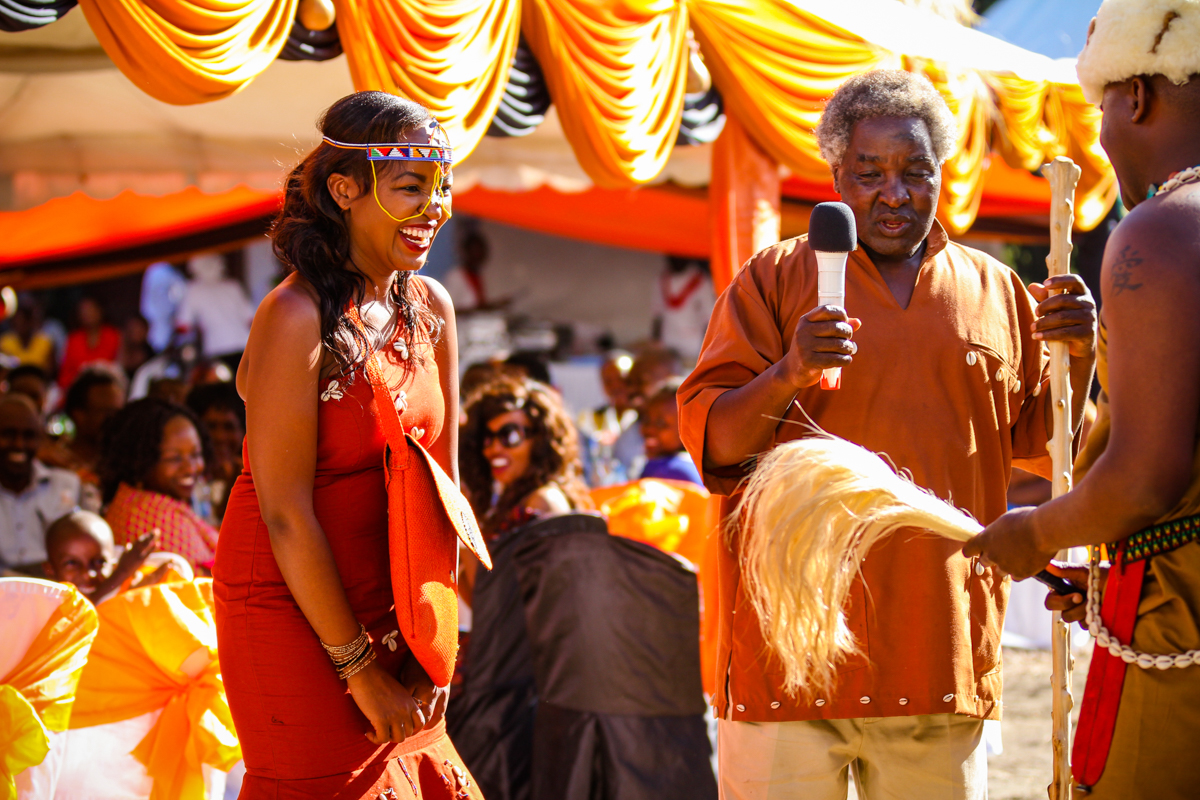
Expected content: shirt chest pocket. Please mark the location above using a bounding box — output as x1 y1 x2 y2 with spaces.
963 341 1024 424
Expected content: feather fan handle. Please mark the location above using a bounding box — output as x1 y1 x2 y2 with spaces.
736 435 982 698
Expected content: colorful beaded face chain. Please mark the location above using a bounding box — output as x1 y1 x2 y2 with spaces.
322 121 454 225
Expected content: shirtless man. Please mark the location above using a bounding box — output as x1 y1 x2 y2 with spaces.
966 1 1200 796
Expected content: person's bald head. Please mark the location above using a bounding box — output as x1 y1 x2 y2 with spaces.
600 350 636 412
43 511 114 597
0 393 42 490
630 346 683 405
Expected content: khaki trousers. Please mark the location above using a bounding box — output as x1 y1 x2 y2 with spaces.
718 714 987 800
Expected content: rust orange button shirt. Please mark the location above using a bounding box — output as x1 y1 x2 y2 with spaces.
679 223 1053 724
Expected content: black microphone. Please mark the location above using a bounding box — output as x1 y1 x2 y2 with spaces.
809 202 857 390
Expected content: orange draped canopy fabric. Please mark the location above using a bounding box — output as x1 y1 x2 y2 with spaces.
522 0 689 188
687 0 1114 234
908 59 991 236
71 580 240 800
333 0 521 163
14 0 1117 242
987 76 1116 231
454 182 711 257
688 0 894 184
1043 84 1116 230
77 0 296 105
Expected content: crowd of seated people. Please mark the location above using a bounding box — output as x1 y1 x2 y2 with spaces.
0 289 248 585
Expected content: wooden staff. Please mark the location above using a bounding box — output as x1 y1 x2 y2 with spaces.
1044 155 1081 800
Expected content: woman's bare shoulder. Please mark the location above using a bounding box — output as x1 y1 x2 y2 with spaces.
239 274 325 394
246 275 326 358
419 275 455 318
523 483 572 514
257 273 321 328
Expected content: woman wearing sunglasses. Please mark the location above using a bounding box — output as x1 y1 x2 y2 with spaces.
451 374 589 797
459 374 590 538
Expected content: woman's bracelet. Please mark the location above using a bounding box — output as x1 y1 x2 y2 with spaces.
337 646 377 681
321 624 370 666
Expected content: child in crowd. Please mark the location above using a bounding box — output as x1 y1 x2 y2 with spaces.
579 350 642 485
41 510 160 603
638 378 702 486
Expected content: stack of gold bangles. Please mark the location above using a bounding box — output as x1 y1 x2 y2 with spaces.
322 624 376 680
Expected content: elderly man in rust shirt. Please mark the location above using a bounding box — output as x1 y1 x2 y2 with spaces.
679 69 1097 799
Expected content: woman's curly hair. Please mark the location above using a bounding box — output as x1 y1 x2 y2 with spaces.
460 375 589 535
99 398 212 503
815 69 957 170
272 91 444 380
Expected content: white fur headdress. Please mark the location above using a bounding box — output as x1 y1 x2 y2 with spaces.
1076 0 1200 105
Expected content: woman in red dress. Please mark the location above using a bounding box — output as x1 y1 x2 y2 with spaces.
214 92 483 799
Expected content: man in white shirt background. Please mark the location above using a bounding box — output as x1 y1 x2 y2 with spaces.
651 256 715 365
441 228 490 312
176 252 255 372
0 393 80 574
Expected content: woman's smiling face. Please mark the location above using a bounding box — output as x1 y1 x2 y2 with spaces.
146 415 206 501
328 120 453 273
482 409 533 489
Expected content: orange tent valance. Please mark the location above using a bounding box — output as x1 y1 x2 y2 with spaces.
0 186 280 267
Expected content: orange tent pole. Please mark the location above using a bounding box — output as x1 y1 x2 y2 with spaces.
709 113 781 294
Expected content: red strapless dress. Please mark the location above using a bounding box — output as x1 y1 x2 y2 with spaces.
214 336 482 800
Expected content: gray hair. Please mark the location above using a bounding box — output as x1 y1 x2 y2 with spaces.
815 69 957 170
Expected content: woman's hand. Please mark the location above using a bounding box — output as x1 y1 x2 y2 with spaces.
347 659 427 744
1043 562 1104 624
962 506 1057 580
400 655 449 729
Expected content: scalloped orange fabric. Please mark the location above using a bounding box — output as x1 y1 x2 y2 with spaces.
988 75 1117 231
689 0 1115 235
522 0 689 187
334 0 520 163
77 0 295 104
689 0 894 185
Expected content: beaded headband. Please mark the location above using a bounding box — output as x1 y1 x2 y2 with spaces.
322 137 454 165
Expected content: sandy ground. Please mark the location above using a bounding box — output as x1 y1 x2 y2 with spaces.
844 645 1092 800
985 646 1091 800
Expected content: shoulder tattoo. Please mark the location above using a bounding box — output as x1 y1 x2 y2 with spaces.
1111 246 1144 296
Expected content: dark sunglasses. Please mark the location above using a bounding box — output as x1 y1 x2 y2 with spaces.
483 423 530 449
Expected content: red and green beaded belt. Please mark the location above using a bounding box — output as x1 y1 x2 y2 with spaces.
1115 512 1200 563
1076 511 1200 790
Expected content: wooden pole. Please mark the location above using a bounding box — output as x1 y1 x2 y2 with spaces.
1043 155 1081 800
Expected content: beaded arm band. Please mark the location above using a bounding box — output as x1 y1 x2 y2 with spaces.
321 625 378 680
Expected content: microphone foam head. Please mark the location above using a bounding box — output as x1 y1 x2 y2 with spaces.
808 202 857 252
